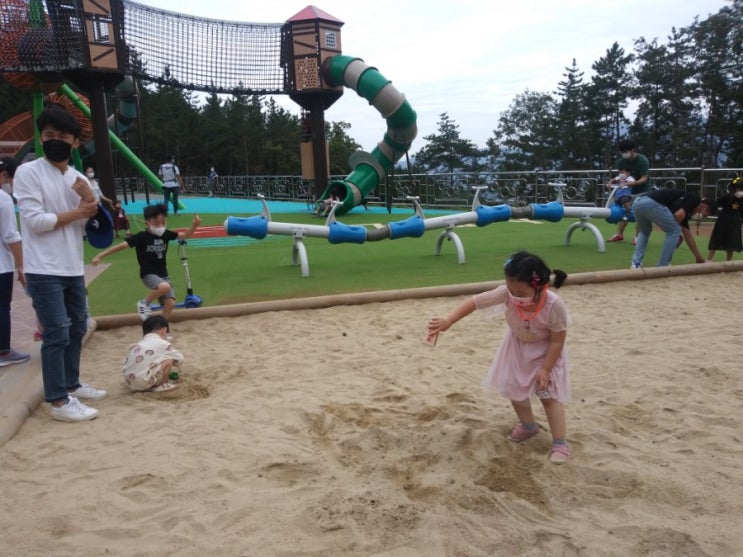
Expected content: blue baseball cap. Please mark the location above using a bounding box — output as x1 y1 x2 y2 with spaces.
86 204 114 248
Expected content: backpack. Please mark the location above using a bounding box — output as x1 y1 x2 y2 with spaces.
161 163 177 182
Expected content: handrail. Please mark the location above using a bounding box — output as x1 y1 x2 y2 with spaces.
114 167 742 208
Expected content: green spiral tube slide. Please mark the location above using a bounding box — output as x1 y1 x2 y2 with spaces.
321 55 417 216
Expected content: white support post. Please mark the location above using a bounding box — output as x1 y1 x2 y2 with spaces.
434 224 465 264
292 232 310 277
564 216 606 253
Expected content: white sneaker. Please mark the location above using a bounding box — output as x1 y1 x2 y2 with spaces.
630 263 641 269
136 300 152 321
70 382 108 401
50 396 99 422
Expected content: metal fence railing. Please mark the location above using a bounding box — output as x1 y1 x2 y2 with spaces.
115 168 743 209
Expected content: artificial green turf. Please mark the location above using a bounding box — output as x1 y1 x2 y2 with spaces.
85 211 726 316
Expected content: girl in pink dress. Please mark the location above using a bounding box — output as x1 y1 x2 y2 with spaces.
427 251 572 464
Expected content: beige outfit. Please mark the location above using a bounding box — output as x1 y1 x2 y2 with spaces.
122 333 184 391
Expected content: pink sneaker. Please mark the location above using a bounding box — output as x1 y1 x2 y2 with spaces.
549 443 571 464
607 233 624 242
508 423 540 443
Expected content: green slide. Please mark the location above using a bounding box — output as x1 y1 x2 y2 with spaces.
321 55 417 216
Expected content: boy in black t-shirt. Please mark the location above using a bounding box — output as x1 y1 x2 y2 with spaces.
92 204 200 323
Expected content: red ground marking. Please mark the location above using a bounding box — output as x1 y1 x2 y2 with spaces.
174 225 227 238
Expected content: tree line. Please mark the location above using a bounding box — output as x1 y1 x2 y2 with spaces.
0 1 740 178
416 0 742 173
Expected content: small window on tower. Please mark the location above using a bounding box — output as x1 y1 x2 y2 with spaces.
325 31 336 48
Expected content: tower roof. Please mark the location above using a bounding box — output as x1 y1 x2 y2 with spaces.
287 5 344 25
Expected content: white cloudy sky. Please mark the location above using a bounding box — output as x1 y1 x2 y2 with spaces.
134 0 729 153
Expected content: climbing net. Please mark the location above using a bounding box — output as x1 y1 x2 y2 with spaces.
0 0 287 94
123 0 285 94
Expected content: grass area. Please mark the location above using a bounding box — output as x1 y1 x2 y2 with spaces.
85 210 726 316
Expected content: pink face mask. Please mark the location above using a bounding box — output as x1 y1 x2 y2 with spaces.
508 292 534 307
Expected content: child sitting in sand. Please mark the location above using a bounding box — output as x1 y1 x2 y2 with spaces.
122 315 183 392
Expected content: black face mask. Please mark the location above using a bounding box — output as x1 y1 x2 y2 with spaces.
42 139 73 162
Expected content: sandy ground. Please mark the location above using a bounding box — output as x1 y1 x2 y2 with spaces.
1 271 742 556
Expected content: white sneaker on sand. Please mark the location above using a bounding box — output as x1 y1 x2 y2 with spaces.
70 383 108 401
50 396 99 422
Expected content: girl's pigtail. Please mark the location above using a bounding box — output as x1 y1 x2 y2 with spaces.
552 269 568 288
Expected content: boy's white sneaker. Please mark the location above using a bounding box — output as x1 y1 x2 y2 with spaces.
136 300 152 321
50 396 99 422
70 383 108 401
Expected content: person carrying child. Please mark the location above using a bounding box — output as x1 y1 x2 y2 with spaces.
707 176 743 262
607 139 651 243
91 203 200 326
122 315 183 392
427 250 572 465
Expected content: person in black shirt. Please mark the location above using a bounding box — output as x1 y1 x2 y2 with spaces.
92 203 200 324
707 176 743 262
630 189 712 268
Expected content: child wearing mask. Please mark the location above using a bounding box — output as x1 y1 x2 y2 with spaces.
92 203 200 326
112 201 131 237
85 167 114 211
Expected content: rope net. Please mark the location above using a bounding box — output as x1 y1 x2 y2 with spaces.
0 0 89 75
123 0 285 94
0 0 287 94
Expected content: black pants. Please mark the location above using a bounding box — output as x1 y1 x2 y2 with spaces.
0 272 13 351
163 186 179 214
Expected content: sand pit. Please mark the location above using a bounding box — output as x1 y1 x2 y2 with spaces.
1 270 742 556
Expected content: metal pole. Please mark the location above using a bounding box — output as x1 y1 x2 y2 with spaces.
310 96 329 198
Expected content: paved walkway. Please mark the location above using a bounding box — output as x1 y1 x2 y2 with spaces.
0 264 109 447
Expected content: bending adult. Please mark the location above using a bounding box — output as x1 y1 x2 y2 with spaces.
630 189 713 269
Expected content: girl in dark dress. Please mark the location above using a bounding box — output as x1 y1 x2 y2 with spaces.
708 176 743 261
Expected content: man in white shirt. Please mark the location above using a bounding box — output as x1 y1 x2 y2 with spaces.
158 155 184 215
14 105 108 422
